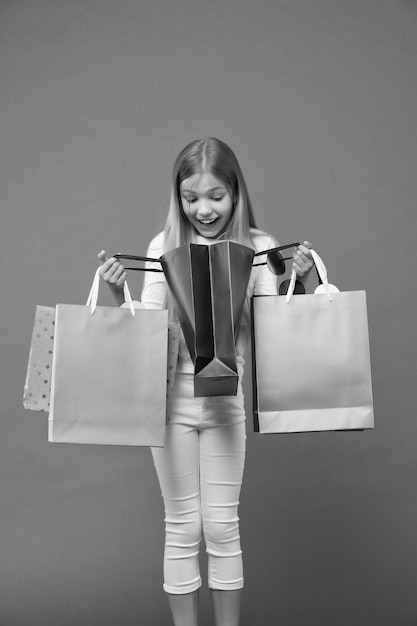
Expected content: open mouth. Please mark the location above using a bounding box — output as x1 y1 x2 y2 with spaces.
197 218 219 228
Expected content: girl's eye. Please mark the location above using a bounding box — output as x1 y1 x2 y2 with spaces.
212 196 223 202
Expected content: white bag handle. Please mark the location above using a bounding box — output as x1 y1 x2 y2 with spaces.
286 249 333 304
86 267 136 316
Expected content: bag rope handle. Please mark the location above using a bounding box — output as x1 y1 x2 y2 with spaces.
87 268 136 316
286 250 332 304
113 253 164 272
113 243 324 287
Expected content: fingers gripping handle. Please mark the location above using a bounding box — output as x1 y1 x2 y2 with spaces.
86 267 136 316
286 250 332 304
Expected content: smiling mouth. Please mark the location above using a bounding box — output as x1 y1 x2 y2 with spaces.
197 218 219 227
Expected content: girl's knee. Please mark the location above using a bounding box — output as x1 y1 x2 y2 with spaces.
165 509 203 548
203 517 241 555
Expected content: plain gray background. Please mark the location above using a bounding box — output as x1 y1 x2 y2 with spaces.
1 1 416 624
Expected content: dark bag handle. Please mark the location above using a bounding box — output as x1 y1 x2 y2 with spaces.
114 241 321 283
113 253 163 272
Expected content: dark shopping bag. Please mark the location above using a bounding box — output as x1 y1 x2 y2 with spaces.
251 250 374 433
113 241 302 398
48 270 168 446
160 241 255 397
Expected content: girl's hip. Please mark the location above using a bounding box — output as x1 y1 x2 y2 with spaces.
168 372 246 429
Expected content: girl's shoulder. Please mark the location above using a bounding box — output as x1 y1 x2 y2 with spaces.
249 227 278 254
146 231 165 258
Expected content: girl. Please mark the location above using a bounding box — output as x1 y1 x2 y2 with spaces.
98 138 313 626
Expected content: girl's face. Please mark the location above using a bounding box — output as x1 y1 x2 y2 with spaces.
180 172 234 238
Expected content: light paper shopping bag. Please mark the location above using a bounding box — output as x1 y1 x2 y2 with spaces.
23 306 178 419
251 250 374 433
23 306 55 412
49 270 168 446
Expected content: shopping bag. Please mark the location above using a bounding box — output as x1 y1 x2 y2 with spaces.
23 306 179 417
251 250 374 433
49 269 168 446
23 305 179 418
23 306 55 412
160 241 255 397
166 322 181 416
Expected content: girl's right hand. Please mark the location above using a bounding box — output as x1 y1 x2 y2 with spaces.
97 250 127 290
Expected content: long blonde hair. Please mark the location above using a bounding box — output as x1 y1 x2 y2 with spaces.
163 138 258 252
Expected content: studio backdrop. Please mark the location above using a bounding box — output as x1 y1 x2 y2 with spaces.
1 1 417 625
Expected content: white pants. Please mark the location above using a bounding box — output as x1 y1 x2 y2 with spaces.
151 372 246 595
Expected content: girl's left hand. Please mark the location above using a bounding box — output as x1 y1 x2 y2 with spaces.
292 241 314 278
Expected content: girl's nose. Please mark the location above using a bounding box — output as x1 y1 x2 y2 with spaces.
197 201 213 216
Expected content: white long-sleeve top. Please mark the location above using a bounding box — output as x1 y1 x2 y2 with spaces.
140 229 278 375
